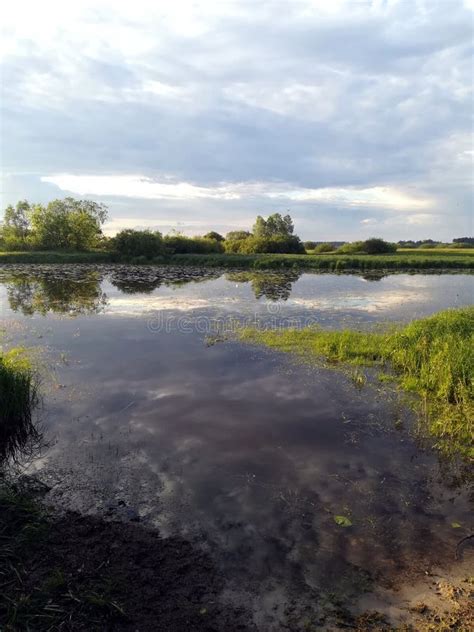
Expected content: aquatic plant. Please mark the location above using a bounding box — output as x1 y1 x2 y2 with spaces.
0 348 40 464
239 307 474 459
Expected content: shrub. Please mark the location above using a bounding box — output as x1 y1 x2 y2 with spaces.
203 231 225 242
362 238 397 254
336 241 365 254
112 229 164 259
303 241 317 250
313 243 336 253
225 235 305 254
164 235 224 254
225 231 252 241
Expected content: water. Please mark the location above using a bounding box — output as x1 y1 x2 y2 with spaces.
1 265 472 626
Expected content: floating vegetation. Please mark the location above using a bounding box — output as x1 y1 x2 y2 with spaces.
240 307 474 460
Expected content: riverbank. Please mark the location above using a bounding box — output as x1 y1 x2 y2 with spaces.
0 250 473 270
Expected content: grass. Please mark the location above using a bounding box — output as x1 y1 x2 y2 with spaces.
239 307 474 459
0 349 40 463
0 249 473 270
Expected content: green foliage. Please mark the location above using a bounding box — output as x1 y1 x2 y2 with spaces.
303 241 317 250
336 241 365 254
335 239 396 254
252 213 294 238
240 307 474 459
28 198 107 251
225 235 305 254
0 349 39 464
453 237 474 245
313 243 336 253
112 229 164 259
1 201 31 251
1 198 108 252
362 238 397 254
225 230 252 241
203 231 225 242
164 234 224 254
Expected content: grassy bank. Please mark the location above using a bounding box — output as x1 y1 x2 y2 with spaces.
239 307 474 459
168 251 474 270
0 249 473 270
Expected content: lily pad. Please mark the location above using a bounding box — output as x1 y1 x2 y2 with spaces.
334 515 352 527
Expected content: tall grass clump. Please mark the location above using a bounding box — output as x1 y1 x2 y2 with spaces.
0 349 40 463
239 307 474 458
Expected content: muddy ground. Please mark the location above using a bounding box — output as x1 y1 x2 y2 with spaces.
2 492 472 632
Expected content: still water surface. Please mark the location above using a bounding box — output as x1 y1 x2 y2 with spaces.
1 265 472 625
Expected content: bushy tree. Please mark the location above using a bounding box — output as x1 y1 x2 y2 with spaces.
303 241 317 250
164 235 224 254
253 213 294 238
1 201 32 250
29 198 108 250
203 231 225 242
336 239 396 254
225 230 252 241
225 235 304 254
362 238 397 254
112 229 164 259
314 243 335 253
336 241 366 254
1 198 108 251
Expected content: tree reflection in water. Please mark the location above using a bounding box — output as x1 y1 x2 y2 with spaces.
3 269 107 316
226 271 301 301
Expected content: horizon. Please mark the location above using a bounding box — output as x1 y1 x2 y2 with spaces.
1 0 473 241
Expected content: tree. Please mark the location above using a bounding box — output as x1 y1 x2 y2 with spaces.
226 230 251 241
112 229 164 259
362 238 397 254
4 201 30 238
1 201 31 249
252 213 294 238
29 198 108 250
203 231 225 242
314 243 335 253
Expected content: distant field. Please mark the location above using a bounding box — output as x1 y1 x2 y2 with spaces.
396 248 474 255
0 249 473 270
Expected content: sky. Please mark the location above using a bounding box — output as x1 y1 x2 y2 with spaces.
1 0 473 240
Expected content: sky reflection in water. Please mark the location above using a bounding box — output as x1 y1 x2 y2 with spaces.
0 265 472 621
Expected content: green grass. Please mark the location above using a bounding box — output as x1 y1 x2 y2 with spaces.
239 307 474 459
0 249 473 270
0 349 39 463
166 251 474 271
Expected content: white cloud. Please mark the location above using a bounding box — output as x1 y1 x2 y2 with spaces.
42 174 434 213
2 0 472 240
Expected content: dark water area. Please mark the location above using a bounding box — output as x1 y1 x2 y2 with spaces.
1 265 473 627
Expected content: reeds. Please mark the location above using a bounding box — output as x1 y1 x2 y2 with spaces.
0 349 40 464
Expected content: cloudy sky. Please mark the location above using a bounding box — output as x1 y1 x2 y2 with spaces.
1 0 472 240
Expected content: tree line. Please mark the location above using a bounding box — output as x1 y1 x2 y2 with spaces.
1 198 471 257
